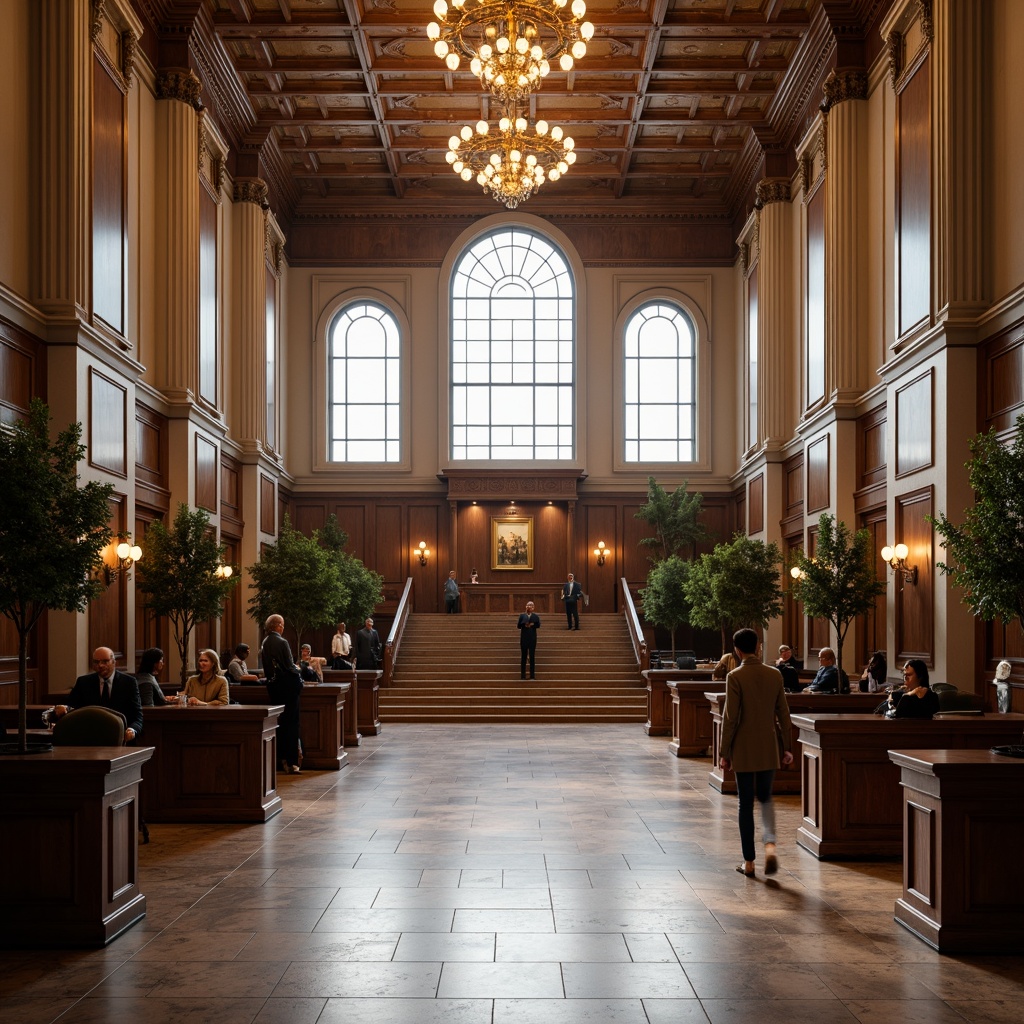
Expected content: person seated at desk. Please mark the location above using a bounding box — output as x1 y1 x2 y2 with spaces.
136 647 168 706
181 649 230 706
299 644 324 683
804 647 850 693
775 644 801 672
859 651 887 693
227 643 260 684
884 659 940 719
55 646 144 741
712 652 739 681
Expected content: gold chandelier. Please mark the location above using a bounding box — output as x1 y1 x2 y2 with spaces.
428 0 594 104
446 110 576 209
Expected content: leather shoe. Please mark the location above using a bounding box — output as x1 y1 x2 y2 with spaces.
735 864 755 877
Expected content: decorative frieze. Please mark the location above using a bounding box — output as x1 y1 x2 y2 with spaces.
234 178 269 207
197 110 208 173
157 69 203 110
91 0 106 42
821 69 868 113
917 0 933 43
886 30 904 89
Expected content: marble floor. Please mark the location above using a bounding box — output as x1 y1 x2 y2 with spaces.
2 724 1022 1024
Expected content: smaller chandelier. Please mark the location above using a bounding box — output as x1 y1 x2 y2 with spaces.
428 0 594 104
447 112 576 209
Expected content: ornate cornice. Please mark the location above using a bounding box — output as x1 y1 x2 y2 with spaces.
157 68 202 109
234 177 269 207
755 178 792 208
886 30 903 91
91 0 106 42
820 69 869 112
917 0 933 44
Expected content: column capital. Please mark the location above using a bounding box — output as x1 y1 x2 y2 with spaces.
820 69 868 113
157 68 203 109
755 178 791 209
234 177 269 208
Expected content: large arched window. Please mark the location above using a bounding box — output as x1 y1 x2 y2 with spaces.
450 228 575 460
623 302 696 462
328 301 401 463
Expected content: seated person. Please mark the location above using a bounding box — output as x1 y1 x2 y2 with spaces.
181 649 230 706
711 652 739 681
775 644 801 671
55 646 144 741
859 651 887 693
136 647 169 706
778 663 802 693
227 643 260 684
804 647 849 693
299 643 324 683
887 659 940 719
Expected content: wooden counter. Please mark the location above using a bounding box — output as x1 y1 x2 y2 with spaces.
231 683 349 770
0 746 153 947
888 748 1024 953
641 669 718 744
707 691 881 793
140 705 284 824
322 669 382 742
793 713 1024 859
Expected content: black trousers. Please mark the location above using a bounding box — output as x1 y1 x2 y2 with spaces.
565 601 579 628
520 643 536 678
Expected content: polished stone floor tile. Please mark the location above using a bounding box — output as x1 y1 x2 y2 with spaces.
233 933 400 962
437 961 564 998
316 997 492 1024
393 932 496 962
493 997 653 1023
496 932 631 962
272 960 442 998
562 961 696 999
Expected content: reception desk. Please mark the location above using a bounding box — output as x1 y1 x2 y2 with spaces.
0 746 152 947
641 669 718 744
232 683 349 770
793 713 1024 859
140 705 283 823
889 748 1024 953
707 691 881 793
322 669 382 742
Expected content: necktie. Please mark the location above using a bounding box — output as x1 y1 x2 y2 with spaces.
102 680 109 702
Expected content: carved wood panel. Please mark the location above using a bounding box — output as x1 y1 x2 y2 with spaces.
92 56 126 337
260 475 276 535
88 369 127 477
895 487 934 665
195 434 218 512
806 435 830 513
896 371 933 477
748 473 764 535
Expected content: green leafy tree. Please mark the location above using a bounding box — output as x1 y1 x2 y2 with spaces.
685 534 784 654
640 556 691 660
788 513 885 680
0 400 114 753
931 414 1024 635
317 514 384 624
247 515 345 652
137 503 239 685
634 476 707 562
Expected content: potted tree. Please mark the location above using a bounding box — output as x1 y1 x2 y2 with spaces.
931 413 1024 706
640 555 691 663
318 515 385 626
788 513 885 686
136 503 239 686
0 400 113 754
634 476 707 561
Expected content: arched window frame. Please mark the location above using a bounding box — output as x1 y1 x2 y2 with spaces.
612 288 712 473
312 288 412 473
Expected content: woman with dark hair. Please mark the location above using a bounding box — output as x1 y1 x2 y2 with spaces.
136 648 168 706
888 659 939 718
859 651 887 693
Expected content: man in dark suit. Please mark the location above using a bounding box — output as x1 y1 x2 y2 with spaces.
57 647 143 741
517 600 541 680
261 614 303 773
561 572 583 630
354 617 382 669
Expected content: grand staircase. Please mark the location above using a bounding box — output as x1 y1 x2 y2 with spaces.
380 612 647 723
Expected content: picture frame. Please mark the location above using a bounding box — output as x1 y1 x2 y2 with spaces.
491 516 534 571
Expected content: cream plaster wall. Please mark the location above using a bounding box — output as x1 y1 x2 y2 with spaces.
0 1 32 302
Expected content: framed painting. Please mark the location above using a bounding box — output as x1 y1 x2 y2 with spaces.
491 517 534 570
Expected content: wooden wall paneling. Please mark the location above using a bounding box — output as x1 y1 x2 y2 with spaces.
748 473 764 534
980 324 1024 434
457 502 490 583
896 55 932 339
859 511 889 670
785 453 804 517
220 453 242 532
330 504 367 561
408 504 441 612
858 407 887 489
134 403 169 511
806 185 826 408
219 536 242 657
806 435 830 513
90 494 127 668
807 526 830 652
88 369 127 477
293 504 328 538
533 502 567 581
0 318 45 425
91 56 126 337
194 435 218 512
199 185 218 407
783 536 804 660
895 486 934 666
374 505 403 581
135 509 168 674
583 504 617 613
260 475 276 535
622 503 653 585
747 266 758 449
895 371 933 477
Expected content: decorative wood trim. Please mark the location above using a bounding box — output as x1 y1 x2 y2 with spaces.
88 368 127 478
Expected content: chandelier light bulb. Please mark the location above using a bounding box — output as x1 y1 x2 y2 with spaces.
476 120 489 135
571 40 586 59
515 116 527 131
461 125 473 141
470 57 482 74
427 22 440 40
550 125 563 141
549 167 560 180
510 148 522 162
446 151 457 164
526 153 537 166
515 36 528 53
433 0 448 18
536 119 548 134
496 36 510 53
452 0 466 7
479 43 493 59
433 40 449 58
581 21 594 39
461 167 473 181
553 0 567 7
499 116 511 131
116 541 131 560
564 137 574 149
571 0 586 15
446 51 460 69
449 135 460 148
559 52 573 71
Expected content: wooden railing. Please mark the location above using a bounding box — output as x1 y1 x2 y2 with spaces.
621 577 649 674
382 577 413 687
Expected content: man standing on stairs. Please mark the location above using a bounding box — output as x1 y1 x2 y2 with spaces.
561 572 583 630
517 600 541 680
444 569 460 613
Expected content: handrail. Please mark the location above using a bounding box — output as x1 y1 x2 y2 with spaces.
382 577 414 688
620 576 649 674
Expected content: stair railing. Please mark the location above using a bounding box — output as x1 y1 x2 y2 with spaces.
382 577 414 687
620 577 649 674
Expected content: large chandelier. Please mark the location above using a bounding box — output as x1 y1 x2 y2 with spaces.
446 111 576 209
428 0 594 104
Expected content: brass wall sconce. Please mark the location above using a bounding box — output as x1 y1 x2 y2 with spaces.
789 565 806 581
105 535 142 583
215 563 234 580
881 543 917 585
593 540 607 566
414 541 431 566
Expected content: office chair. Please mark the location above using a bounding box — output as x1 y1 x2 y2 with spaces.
51 706 126 746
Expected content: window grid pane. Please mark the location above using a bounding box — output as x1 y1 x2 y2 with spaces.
450 229 574 460
328 302 401 463
623 303 697 464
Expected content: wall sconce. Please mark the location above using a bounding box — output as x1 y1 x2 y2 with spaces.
881 543 917 585
215 563 234 580
413 541 431 566
789 565 806 581
106 535 142 583
593 541 607 566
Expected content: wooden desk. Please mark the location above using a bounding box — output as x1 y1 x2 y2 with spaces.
140 705 284 824
707 691 880 793
0 704 54 729
888 748 1024 953
0 746 153 947
793 713 1024 859
322 669 382 742
641 669 718 743
231 683 349 770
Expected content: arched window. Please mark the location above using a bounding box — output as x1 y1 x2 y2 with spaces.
328 301 401 463
623 302 696 463
450 227 575 460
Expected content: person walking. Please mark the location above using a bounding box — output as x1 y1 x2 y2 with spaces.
561 572 583 630
718 627 793 878
444 570 461 613
517 600 541 680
